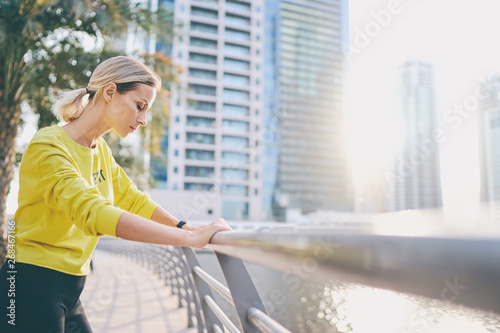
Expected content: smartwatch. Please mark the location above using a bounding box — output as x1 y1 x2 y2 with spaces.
176 220 187 229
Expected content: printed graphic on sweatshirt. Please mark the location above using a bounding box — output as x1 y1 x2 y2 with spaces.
92 170 106 185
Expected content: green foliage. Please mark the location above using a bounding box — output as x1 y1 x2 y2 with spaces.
0 0 181 227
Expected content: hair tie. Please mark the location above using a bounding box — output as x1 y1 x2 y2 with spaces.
85 87 89 94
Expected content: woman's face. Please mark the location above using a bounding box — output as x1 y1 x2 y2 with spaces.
105 83 157 138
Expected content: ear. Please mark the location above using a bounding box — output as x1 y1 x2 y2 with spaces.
102 82 117 103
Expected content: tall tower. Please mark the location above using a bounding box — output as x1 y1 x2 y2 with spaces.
262 0 352 220
478 75 500 220
390 60 442 211
150 0 265 221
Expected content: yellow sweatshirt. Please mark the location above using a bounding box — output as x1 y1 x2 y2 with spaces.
14 125 159 276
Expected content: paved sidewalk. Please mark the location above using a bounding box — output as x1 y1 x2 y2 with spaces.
81 250 196 333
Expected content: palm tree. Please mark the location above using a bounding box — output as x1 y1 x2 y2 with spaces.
0 0 180 260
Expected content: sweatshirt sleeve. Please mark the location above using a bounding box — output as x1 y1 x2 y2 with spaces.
106 143 159 219
35 143 124 237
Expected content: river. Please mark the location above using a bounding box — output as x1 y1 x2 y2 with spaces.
197 251 500 333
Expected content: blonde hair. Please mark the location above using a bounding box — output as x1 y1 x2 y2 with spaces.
53 56 161 122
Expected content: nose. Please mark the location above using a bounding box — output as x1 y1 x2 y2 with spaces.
137 112 147 127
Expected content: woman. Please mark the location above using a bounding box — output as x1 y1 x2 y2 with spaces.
0 56 231 332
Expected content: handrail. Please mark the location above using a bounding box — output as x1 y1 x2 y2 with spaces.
207 230 500 314
193 265 233 304
204 295 241 333
247 308 292 333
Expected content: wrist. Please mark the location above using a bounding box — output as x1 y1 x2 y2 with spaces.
176 220 188 229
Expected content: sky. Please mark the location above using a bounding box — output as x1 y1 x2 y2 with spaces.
347 0 500 224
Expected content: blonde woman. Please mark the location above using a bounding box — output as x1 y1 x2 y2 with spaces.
0 56 231 332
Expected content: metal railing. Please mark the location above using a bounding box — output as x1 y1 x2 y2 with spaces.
97 229 500 332
97 236 291 333
207 230 500 315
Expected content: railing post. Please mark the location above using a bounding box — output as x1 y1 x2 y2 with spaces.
183 247 225 333
177 248 200 329
215 253 267 333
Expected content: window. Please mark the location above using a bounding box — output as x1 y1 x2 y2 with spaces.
222 104 249 117
223 119 249 132
189 84 217 96
185 166 215 178
221 185 248 197
189 37 218 49
186 149 215 161
224 43 250 56
186 116 215 128
225 28 251 41
191 6 218 19
222 168 249 181
189 67 217 80
186 132 215 144
221 151 248 164
222 135 249 148
223 73 250 86
226 0 251 12
188 100 216 112
224 58 250 71
185 183 214 191
190 21 218 34
189 52 217 64
225 13 250 26
223 88 250 101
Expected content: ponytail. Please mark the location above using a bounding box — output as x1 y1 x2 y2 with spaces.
53 88 91 123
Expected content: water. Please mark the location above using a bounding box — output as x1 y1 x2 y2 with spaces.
197 251 500 333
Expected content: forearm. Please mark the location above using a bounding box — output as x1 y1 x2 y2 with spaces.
116 211 195 247
150 206 179 228
150 206 197 231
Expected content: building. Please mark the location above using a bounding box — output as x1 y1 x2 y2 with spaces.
478 74 500 220
262 0 352 220
389 60 442 211
150 0 265 221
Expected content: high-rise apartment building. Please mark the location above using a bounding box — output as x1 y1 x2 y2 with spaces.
389 60 442 211
150 0 265 221
262 0 352 220
478 75 500 219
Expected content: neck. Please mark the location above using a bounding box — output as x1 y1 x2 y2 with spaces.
63 103 111 148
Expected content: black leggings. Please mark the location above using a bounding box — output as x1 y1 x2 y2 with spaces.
0 261 92 333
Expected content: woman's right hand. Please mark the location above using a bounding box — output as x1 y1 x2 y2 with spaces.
189 218 232 249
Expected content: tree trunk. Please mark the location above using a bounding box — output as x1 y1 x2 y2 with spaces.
0 103 21 265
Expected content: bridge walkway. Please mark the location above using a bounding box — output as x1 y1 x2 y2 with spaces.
80 249 196 333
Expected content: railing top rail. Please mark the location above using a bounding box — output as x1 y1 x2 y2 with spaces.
207 230 500 314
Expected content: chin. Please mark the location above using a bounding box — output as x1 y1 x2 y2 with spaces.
114 130 128 139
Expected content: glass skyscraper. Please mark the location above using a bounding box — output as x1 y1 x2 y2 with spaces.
390 60 442 211
262 0 352 220
478 75 500 219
